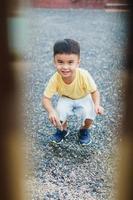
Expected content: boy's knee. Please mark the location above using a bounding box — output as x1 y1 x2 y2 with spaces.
80 106 96 122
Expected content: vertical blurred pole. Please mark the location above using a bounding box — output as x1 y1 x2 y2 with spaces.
118 1 133 200
0 0 24 199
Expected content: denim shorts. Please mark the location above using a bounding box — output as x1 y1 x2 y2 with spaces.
56 94 96 124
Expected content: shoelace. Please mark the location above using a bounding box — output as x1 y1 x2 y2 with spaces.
57 129 67 138
80 129 89 137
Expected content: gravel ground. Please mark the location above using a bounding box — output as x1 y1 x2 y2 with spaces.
23 9 128 200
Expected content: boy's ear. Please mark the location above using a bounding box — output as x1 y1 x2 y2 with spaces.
77 58 80 66
53 57 56 65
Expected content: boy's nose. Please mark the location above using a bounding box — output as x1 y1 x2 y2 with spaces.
62 64 69 69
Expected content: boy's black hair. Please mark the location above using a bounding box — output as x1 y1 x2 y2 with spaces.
53 39 80 56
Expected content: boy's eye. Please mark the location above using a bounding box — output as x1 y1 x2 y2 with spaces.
58 60 63 64
68 60 74 64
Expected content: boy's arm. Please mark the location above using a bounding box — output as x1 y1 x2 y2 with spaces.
42 96 63 130
90 89 104 115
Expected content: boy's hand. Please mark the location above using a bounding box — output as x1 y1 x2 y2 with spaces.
95 105 104 115
48 111 63 130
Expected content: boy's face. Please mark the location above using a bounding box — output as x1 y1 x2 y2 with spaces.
54 53 80 79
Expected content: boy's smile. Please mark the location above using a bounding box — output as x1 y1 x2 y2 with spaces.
54 53 80 83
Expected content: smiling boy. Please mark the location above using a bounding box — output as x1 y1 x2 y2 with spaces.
42 39 103 145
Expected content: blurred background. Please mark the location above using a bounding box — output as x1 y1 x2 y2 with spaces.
0 0 132 200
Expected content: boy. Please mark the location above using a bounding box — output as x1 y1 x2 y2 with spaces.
42 39 104 145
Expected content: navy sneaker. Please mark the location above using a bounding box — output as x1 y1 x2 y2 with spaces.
78 128 91 145
51 129 69 144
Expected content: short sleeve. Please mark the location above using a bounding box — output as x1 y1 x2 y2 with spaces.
84 71 97 93
43 73 58 98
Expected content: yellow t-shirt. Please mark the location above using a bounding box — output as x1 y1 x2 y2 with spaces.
44 68 97 99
